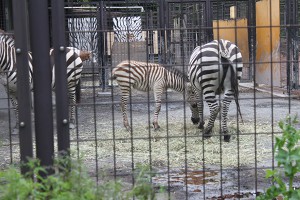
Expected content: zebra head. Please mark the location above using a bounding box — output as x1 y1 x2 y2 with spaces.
185 82 200 125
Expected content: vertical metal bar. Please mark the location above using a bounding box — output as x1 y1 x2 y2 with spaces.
248 0 256 81
98 1 106 91
205 0 213 42
286 0 292 92
158 0 166 64
292 0 299 89
12 0 33 174
28 0 54 171
51 0 70 154
165 1 172 65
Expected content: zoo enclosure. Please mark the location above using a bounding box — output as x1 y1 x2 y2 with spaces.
62 0 300 89
0 0 300 199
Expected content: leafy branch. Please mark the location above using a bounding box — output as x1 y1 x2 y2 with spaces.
257 116 300 199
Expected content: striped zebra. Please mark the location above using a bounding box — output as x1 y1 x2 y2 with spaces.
113 16 143 42
188 39 243 142
0 33 88 132
112 60 196 131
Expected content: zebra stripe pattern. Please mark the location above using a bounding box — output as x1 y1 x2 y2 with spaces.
112 60 196 131
0 34 85 132
113 16 143 42
188 39 243 142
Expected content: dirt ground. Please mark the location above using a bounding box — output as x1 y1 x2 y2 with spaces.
1 81 300 199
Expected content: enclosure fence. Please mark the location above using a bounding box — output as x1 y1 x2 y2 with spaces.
0 0 300 199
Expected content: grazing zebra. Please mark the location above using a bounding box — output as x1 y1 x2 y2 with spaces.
0 33 87 132
112 60 196 131
188 39 243 142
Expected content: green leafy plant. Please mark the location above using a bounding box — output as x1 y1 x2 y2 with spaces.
0 158 99 200
257 116 300 200
0 157 158 200
127 164 156 200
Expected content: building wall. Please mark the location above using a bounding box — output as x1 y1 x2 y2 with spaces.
212 0 281 85
213 18 250 80
256 0 281 86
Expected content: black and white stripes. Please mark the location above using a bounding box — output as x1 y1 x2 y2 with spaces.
0 34 84 132
113 16 143 42
188 39 243 141
112 60 195 131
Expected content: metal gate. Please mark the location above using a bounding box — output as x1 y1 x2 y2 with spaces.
166 1 209 66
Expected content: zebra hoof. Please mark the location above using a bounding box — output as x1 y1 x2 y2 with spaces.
191 117 200 125
125 126 132 132
198 122 205 129
224 135 231 142
203 134 212 139
203 128 212 139
12 127 19 135
69 123 76 129
152 122 160 131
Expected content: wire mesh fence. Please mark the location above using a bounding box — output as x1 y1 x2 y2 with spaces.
1 0 300 199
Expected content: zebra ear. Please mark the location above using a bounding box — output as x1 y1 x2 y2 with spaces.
185 82 193 95
186 82 192 89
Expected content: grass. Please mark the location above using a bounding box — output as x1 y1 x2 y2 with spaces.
72 119 281 170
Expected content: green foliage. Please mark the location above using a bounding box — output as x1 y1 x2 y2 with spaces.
127 164 156 200
257 115 300 200
0 157 158 200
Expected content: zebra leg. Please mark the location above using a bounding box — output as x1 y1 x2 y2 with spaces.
197 99 205 129
69 92 76 129
153 101 161 130
152 85 165 130
120 95 131 131
221 98 232 142
3 86 19 134
193 90 205 129
190 103 200 124
203 100 220 138
10 96 19 134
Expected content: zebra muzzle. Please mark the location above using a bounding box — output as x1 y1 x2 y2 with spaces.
191 117 200 124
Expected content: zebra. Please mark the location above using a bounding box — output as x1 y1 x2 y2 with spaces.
187 39 243 142
0 33 87 133
113 16 143 42
112 60 196 131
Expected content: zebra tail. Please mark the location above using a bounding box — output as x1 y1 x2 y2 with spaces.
75 78 81 103
230 65 243 123
111 73 117 80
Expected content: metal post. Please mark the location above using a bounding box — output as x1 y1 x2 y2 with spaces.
51 0 70 154
285 0 299 90
165 1 172 65
248 0 256 81
286 0 294 91
205 0 213 42
28 0 54 171
98 1 107 91
291 0 299 89
12 0 33 174
158 0 166 64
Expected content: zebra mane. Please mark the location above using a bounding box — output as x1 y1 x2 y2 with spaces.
164 66 189 81
0 33 15 48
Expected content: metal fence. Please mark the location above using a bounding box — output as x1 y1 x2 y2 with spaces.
1 0 300 199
